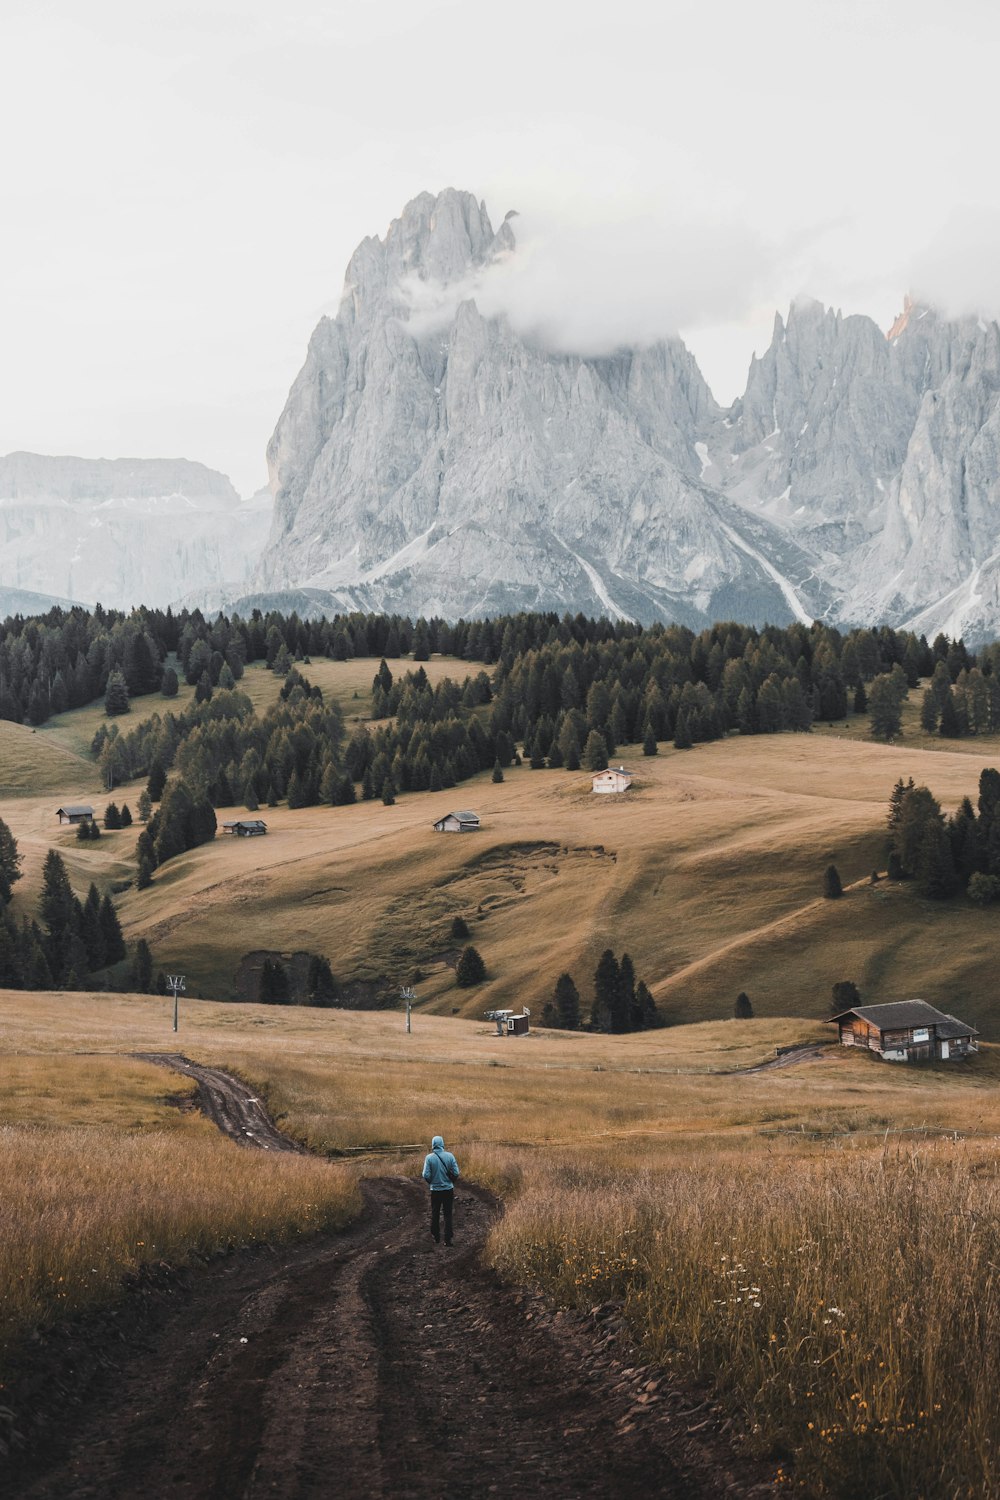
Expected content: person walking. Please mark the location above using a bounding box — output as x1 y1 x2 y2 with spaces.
422 1134 460 1246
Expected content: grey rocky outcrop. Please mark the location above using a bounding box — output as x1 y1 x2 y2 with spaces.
253 188 1000 639
0 454 270 610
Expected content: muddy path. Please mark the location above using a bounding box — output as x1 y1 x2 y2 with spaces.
7 1058 778 1500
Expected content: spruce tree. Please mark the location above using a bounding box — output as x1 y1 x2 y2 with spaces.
591 948 620 1032
161 666 179 697
381 776 396 806
259 958 291 1003
104 670 130 716
99 894 126 964
734 991 754 1019
0 818 22 904
673 712 692 750
450 915 470 940
104 801 121 830
831 980 860 1013
119 803 133 827
823 864 843 899
553 972 581 1030
455 945 487 986
619 952 638 1032
132 939 154 993
582 730 609 772
637 979 660 1028
642 726 658 756
306 954 337 1005
492 759 504 783
81 884 107 970
147 759 167 802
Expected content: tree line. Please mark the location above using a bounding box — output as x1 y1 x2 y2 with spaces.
540 949 661 1032
886 769 1000 902
0 824 156 992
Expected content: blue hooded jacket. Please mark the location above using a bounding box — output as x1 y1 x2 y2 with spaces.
422 1135 460 1191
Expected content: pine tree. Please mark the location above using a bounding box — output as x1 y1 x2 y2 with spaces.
831 980 860 1013
553 972 581 1030
381 776 396 806
0 818 22 904
132 939 154 992
582 729 608 772
492 759 504 783
104 801 121 830
673 712 692 750
591 948 620 1032
868 674 903 741
637 980 660 1029
147 759 167 802
119 803 133 827
104 670 130 716
137 854 155 890
40 851 76 965
99 894 126 964
455 945 487 987
80 884 107 970
853 680 868 714
734 991 754 1019
306 954 337 1005
450 915 470 940
823 864 843 898
161 666 179 697
259 957 291 1003
619 952 638 1032
642 726 658 756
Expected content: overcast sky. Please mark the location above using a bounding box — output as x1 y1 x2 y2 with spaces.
2 0 998 496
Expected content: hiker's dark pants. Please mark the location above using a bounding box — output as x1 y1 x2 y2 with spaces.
430 1189 454 1244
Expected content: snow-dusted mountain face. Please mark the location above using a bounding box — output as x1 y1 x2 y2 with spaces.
0 454 272 610
259 189 830 628
258 188 1000 638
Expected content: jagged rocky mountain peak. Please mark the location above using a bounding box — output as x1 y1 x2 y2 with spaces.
249 188 1000 639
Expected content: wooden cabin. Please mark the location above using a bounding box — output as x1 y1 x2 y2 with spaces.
56 804 94 825
221 818 268 837
828 999 978 1062
592 766 633 794
433 810 480 833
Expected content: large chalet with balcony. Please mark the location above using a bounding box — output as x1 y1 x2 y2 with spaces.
828 999 978 1063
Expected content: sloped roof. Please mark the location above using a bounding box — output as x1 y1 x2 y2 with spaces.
829 999 970 1032
449 810 480 821
937 1014 980 1039
57 804 93 816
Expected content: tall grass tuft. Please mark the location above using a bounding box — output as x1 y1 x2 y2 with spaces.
488 1145 1000 1499
0 1124 358 1377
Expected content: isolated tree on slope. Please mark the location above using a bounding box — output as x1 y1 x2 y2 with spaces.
823 864 843 899
456 945 486 987
734 991 754 1019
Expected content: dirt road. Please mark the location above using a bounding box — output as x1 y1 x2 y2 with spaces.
8 1058 777 1500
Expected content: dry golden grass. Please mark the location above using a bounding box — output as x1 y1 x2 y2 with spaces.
5 662 1000 1035
0 1051 358 1374
6 990 1000 1495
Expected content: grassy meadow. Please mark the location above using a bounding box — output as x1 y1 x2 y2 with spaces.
2 660 1000 1033
5 660 1000 1492
4 988 1000 1495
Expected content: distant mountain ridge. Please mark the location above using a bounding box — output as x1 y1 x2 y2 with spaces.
256 188 1000 641
0 454 272 611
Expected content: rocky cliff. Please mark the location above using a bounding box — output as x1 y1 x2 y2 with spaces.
0 455 272 610
257 188 1000 640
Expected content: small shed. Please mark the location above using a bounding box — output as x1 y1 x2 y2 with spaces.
56 804 94 825
222 818 268 837
592 766 633 795
828 999 978 1062
433 810 480 833
485 1007 531 1036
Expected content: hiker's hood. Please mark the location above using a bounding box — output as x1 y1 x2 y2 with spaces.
431 1135 445 1150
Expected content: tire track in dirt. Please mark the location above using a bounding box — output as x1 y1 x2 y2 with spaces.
8 1057 779 1500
